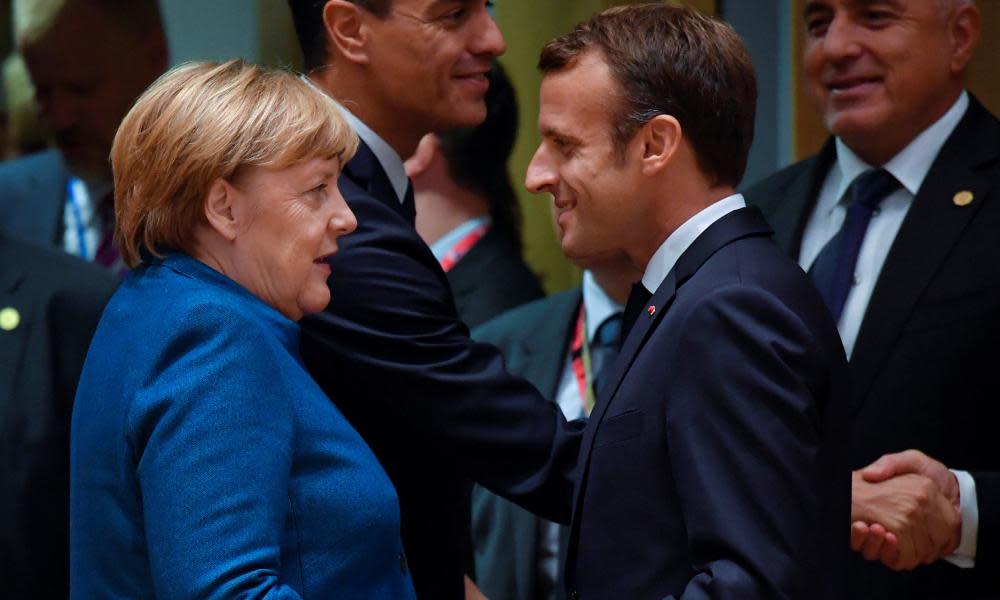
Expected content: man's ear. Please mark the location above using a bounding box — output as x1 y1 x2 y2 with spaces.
639 114 682 176
404 134 440 179
323 0 371 65
949 2 981 74
203 178 239 242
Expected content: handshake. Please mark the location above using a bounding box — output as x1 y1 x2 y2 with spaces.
851 450 967 571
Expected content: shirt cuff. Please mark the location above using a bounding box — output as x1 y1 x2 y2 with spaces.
944 469 978 568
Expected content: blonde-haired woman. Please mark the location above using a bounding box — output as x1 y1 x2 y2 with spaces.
70 60 416 599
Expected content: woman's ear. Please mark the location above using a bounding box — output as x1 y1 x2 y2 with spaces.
323 0 371 65
203 178 239 242
639 114 682 176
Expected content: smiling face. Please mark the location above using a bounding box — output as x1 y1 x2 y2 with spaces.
362 0 505 138
227 157 357 321
525 52 647 269
802 0 977 164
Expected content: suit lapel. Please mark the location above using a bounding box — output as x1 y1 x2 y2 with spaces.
850 98 1000 407
342 140 410 222
514 290 581 399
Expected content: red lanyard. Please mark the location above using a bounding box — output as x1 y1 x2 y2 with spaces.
439 223 491 272
569 303 597 415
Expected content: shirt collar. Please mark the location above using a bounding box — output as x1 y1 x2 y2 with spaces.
302 75 410 204
581 270 624 342
833 91 968 201
641 193 746 295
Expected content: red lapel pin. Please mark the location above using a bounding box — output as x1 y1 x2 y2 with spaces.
647 305 656 316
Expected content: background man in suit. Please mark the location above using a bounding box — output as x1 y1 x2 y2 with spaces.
743 0 999 596
470 251 640 600
0 0 167 271
286 2 582 598
526 5 850 598
406 62 544 329
0 231 115 597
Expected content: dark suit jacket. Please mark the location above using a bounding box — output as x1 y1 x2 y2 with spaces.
564 207 850 600
743 96 1000 599
0 149 68 246
0 232 115 598
299 142 582 600
447 226 545 330
471 289 581 600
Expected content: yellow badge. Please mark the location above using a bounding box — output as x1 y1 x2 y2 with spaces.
0 307 20 331
953 190 974 207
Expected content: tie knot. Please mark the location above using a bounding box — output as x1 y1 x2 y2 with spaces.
851 168 899 210
594 313 623 349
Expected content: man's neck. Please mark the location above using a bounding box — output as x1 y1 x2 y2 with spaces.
414 186 489 246
309 70 424 158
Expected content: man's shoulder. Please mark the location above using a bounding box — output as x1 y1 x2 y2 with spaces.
0 148 66 184
743 152 828 212
473 287 579 345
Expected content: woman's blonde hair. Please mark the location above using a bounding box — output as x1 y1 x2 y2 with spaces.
112 59 358 267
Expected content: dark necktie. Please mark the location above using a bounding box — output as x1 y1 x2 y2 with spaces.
622 282 652 339
589 313 623 397
809 168 899 321
401 180 416 227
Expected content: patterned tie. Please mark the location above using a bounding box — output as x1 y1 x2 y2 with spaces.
589 313 623 398
809 168 899 321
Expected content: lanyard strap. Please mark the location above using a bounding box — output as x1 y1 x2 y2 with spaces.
439 223 490 272
65 178 91 259
570 303 597 415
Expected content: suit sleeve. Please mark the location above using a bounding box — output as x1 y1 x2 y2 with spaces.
127 313 304 600
972 471 1000 584
300 192 579 522
664 284 848 599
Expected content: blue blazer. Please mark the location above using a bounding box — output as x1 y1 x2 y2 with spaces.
564 208 851 599
299 142 582 600
70 253 415 599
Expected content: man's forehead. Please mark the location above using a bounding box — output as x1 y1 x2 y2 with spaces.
804 0 914 15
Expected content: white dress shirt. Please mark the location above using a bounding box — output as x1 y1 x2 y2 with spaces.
797 92 976 566
430 216 492 262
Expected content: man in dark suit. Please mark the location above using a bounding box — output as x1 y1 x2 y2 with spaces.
470 254 639 600
0 0 166 270
0 231 116 597
525 5 850 598
286 2 581 598
743 1 999 597
406 62 544 329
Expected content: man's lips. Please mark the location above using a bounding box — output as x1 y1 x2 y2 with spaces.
826 75 882 98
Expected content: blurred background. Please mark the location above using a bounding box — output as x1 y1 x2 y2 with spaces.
0 0 995 293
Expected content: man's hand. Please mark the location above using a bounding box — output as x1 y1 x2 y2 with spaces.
850 450 962 571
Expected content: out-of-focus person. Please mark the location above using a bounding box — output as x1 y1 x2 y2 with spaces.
406 62 543 329
0 231 115 599
1 52 48 159
70 60 415 600
744 1 1000 596
0 0 167 272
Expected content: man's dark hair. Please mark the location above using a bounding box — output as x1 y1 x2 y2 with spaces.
287 0 392 72
538 3 757 187
438 62 523 243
